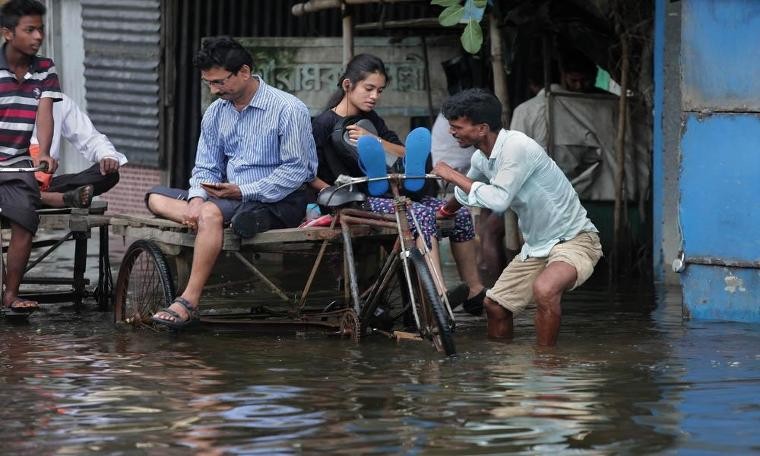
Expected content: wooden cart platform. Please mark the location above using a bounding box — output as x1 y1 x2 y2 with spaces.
109 212 402 339
1 201 112 309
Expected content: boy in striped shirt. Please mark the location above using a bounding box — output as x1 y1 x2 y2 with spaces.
0 0 62 315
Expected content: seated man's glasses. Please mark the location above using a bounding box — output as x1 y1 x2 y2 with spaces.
202 72 235 87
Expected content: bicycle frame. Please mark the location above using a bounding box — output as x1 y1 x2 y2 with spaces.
332 174 456 336
0 162 48 173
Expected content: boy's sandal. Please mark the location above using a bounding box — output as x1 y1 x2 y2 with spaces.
403 127 432 193
1 298 39 317
63 184 94 208
150 297 200 330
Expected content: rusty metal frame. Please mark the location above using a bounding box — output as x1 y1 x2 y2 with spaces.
1 204 112 309
112 176 452 349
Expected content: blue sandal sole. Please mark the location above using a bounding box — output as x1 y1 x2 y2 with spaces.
357 136 389 196
403 127 432 192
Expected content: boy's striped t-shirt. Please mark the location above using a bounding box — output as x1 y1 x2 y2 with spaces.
0 48 63 164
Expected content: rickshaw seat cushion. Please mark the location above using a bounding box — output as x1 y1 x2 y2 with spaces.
317 185 366 208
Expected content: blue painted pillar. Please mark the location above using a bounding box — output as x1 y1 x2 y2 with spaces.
678 0 760 322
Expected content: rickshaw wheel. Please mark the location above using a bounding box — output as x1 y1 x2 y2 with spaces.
406 248 456 356
114 240 175 326
340 309 361 343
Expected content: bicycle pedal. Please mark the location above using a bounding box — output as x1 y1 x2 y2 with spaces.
393 330 423 342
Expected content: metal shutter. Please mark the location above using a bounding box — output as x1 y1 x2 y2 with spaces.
82 0 161 167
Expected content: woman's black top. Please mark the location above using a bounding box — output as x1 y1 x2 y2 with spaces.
311 109 402 186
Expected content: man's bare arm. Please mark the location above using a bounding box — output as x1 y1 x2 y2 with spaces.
431 161 472 216
34 98 58 174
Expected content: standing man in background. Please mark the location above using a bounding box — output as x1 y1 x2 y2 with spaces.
510 48 598 148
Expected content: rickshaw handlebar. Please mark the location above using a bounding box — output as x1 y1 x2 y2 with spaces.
0 161 48 173
335 173 439 191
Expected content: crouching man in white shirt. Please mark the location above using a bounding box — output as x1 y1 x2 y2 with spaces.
31 93 128 208
432 89 602 346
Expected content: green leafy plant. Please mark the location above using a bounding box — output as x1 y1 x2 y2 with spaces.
431 0 488 54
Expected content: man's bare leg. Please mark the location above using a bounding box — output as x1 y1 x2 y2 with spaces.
147 193 190 223
484 296 513 340
178 202 225 306
2 223 35 308
152 202 224 323
532 261 577 346
450 239 484 298
40 186 95 208
40 192 65 208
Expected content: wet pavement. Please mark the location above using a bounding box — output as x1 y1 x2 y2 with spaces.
1 235 758 454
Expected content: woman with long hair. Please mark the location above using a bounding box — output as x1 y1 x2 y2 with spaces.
310 54 485 314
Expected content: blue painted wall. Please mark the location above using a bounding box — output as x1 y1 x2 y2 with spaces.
678 0 760 322
680 115 760 261
681 0 760 111
682 265 760 321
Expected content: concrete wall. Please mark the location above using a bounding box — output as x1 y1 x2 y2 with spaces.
661 0 682 285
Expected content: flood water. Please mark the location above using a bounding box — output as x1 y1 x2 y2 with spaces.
1 236 758 454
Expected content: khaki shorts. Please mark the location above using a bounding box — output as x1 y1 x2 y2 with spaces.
485 231 602 314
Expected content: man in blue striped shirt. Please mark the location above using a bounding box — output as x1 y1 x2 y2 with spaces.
147 37 317 328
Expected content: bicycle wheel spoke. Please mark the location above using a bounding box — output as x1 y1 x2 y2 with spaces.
114 241 175 326
404 247 456 355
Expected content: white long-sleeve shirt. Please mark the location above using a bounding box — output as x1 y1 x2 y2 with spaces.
31 93 128 166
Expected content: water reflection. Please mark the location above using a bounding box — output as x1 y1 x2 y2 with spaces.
1 237 759 453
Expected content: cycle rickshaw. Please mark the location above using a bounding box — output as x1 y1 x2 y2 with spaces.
112 172 458 356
